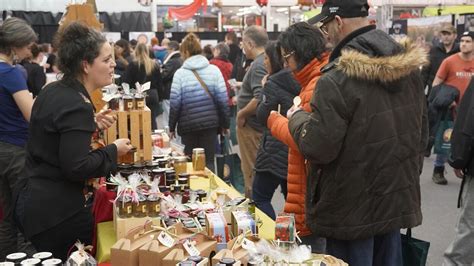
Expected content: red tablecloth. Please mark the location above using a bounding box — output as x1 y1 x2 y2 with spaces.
92 185 116 255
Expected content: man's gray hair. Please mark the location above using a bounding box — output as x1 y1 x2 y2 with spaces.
243 25 268 48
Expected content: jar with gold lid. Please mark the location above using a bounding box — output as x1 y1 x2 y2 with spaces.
135 93 145 110
123 95 134 111
117 196 133 218
133 195 148 217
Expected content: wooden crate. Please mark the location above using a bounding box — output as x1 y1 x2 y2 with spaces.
105 108 152 163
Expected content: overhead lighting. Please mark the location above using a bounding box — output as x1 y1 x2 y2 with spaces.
276 7 287 12
284 11 289 14
290 6 299 10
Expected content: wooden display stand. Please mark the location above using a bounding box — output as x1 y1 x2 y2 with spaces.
105 108 153 163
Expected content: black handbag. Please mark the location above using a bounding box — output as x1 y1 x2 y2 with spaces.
401 228 430 266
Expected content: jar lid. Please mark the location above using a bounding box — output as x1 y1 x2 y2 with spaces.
219 258 236 264
133 162 146 168
178 173 190 178
192 148 205 153
33 252 53 260
0 262 15 266
178 261 195 266
118 163 133 169
6 253 27 261
21 258 41 265
152 169 166 173
165 169 176 174
174 156 188 162
123 95 133 99
146 161 159 167
41 258 62 265
188 256 203 262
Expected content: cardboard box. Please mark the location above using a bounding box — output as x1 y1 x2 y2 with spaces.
162 249 185 266
231 211 256 238
275 214 296 243
205 212 230 251
111 222 159 266
138 240 173 266
211 249 243 266
212 235 260 265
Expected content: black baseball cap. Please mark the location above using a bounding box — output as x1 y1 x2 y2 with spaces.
461 31 474 40
308 0 370 25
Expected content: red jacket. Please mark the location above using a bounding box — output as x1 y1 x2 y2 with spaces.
267 54 329 236
210 57 233 106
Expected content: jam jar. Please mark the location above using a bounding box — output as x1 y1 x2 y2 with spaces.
133 195 148 217
152 169 166 186
108 96 120 111
192 148 206 171
173 156 188 175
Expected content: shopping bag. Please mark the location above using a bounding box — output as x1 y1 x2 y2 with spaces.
401 229 430 266
216 134 245 194
434 118 454 156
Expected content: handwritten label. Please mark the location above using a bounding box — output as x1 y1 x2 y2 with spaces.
158 231 175 248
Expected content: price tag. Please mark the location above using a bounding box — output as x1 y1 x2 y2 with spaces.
183 239 200 256
158 231 175 248
241 238 256 251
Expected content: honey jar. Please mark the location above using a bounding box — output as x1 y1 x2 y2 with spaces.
108 96 120 111
173 156 188 175
192 148 206 171
123 95 134 111
133 195 148 217
147 195 161 217
117 196 133 218
135 93 145 110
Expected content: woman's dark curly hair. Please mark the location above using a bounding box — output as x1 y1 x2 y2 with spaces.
54 22 106 80
278 22 327 71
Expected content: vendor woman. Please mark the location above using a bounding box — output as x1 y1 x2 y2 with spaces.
14 22 133 260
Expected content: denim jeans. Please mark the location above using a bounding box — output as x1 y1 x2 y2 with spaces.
435 153 448 167
252 171 287 220
181 128 217 172
326 229 402 266
300 234 326 254
0 141 26 260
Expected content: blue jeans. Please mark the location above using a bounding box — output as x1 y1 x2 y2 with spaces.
326 229 402 266
252 171 287 220
300 234 326 254
435 153 448 167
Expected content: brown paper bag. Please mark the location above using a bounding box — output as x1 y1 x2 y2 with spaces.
162 249 185 266
111 222 159 266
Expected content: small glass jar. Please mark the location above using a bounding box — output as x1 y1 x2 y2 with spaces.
145 161 159 171
147 195 161 217
192 148 206 171
219 258 236 266
178 173 190 185
173 156 188 175
135 93 145 110
117 196 133 218
133 195 148 217
20 258 41 266
123 95 134 111
165 170 176 186
152 169 166 186
196 189 207 202
41 258 62 266
157 158 169 168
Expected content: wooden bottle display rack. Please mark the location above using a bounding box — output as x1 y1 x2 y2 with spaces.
104 108 152 163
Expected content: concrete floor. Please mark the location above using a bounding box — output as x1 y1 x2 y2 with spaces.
271 156 462 265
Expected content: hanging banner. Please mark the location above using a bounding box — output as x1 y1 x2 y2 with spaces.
168 0 207 21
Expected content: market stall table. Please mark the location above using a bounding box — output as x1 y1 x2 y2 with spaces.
95 163 275 263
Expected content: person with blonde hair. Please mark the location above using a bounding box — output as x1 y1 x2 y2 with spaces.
125 42 162 129
169 33 230 171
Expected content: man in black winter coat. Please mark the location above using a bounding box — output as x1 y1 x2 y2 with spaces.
289 0 428 265
445 78 474 265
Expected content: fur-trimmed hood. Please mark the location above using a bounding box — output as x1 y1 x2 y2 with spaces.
326 27 428 90
336 38 428 83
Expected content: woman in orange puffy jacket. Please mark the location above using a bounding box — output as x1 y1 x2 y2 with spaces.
267 22 329 253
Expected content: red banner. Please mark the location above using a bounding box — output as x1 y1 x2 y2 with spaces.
168 0 207 21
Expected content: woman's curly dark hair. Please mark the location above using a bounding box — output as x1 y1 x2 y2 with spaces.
278 22 328 71
54 22 106 80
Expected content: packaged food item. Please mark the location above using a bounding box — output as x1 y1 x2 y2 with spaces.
65 241 97 266
206 212 230 251
108 96 121 111
231 211 257 237
192 148 206 171
275 214 296 242
123 95 134 111
135 93 145 110
116 195 133 218
133 194 148 217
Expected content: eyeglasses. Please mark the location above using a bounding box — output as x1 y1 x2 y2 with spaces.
319 16 335 35
282 50 295 63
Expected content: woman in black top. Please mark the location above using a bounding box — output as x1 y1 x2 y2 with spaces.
125 43 162 130
21 43 46 97
15 22 133 260
114 39 133 82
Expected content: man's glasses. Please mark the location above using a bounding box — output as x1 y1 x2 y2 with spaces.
319 16 335 35
282 50 295 63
